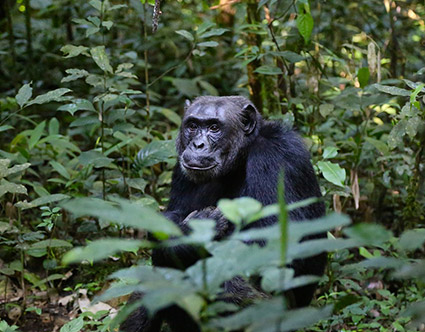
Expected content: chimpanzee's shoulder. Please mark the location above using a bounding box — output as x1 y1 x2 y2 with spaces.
256 121 310 160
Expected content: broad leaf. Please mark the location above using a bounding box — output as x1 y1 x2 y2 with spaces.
136 140 176 168
317 161 346 187
199 28 228 38
58 99 96 115
90 46 113 73
15 194 70 210
357 67 370 88
60 45 89 58
16 83 33 108
374 84 411 96
30 239 73 249
62 197 182 236
254 65 283 75
176 30 194 41
296 11 314 43
62 238 144 264
27 89 72 106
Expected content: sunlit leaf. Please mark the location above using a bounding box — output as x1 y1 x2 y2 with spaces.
254 65 283 75
62 238 145 264
16 83 33 108
60 45 89 58
90 46 113 73
296 10 314 43
357 67 370 88
27 89 72 106
317 161 346 187
62 197 182 236
176 30 194 42
15 194 70 210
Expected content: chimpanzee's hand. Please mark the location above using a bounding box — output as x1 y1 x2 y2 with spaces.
183 207 234 240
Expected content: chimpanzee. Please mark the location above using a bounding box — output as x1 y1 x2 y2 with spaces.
121 96 326 332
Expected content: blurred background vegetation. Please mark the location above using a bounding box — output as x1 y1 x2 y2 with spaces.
0 0 425 331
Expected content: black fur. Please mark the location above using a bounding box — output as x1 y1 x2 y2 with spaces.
120 96 326 332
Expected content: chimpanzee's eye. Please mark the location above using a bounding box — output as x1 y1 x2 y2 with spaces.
209 124 220 132
187 122 197 131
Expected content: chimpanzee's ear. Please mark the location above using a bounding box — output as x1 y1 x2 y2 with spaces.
185 99 191 109
241 103 258 135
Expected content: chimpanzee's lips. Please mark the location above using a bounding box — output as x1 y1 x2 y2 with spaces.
182 163 217 171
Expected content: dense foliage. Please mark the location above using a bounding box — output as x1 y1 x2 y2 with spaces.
0 0 424 331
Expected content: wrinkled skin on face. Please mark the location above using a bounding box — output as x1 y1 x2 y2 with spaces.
177 96 260 183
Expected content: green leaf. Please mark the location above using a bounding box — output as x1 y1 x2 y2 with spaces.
343 223 392 246
108 4 127 11
102 20 114 30
61 69 89 83
197 22 215 35
0 179 27 198
48 118 59 135
374 84 411 96
410 83 425 103
57 99 96 116
365 137 389 155
86 26 100 37
175 30 194 42
30 239 73 249
62 197 182 236
90 46 113 73
323 146 338 159
27 89 72 106
28 121 46 150
0 125 13 133
399 229 425 251
127 178 148 192
254 65 283 75
62 238 144 264
172 78 200 97
156 108 181 126
89 0 102 11
199 28 228 38
16 83 33 108
357 67 370 88
197 41 219 48
406 116 421 138
359 246 373 258
388 119 407 150
198 80 219 96
296 12 314 43
268 51 305 63
15 194 70 210
0 159 31 178
218 197 262 225
87 16 100 27
79 150 113 168
317 161 346 187
60 317 84 332
136 140 176 168
50 161 71 179
60 45 89 58
319 103 334 117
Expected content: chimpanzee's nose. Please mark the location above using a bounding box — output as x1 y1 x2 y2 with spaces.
193 141 205 149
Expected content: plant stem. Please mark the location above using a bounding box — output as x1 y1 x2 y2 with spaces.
246 0 263 112
24 0 33 80
143 2 150 113
278 172 288 266
5 0 17 87
100 0 106 200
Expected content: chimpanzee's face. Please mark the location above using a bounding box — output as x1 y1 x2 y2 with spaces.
177 97 259 183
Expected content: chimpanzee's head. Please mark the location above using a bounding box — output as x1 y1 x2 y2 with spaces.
176 96 261 183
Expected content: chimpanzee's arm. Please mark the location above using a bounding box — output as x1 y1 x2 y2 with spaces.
152 166 211 270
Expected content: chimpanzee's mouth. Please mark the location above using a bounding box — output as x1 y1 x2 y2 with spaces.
182 163 218 171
